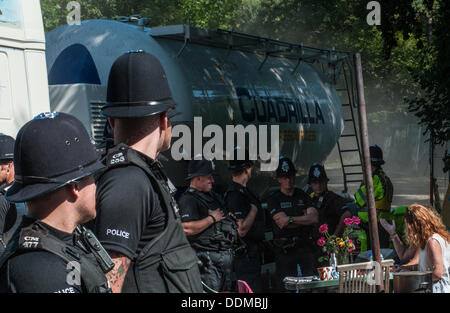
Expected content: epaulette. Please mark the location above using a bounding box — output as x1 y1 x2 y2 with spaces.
106 144 130 168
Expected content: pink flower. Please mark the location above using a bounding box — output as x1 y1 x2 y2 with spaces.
317 237 326 247
352 216 360 225
319 224 328 234
344 218 353 226
348 239 353 244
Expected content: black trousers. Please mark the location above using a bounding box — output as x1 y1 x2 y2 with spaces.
274 246 316 292
197 250 233 292
234 242 263 293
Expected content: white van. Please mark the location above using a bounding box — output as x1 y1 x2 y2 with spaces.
0 0 50 138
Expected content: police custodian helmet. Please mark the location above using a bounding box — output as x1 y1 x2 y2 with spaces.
101 50 176 118
186 156 215 181
0 134 15 161
5 112 104 203
308 163 329 184
369 144 385 165
228 147 254 172
276 156 297 178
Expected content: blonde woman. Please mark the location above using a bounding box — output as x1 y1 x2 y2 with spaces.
380 204 450 293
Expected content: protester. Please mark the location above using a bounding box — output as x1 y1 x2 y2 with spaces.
381 204 450 293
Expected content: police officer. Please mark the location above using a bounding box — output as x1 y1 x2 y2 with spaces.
158 108 180 198
0 112 111 293
178 157 238 292
0 135 18 252
354 144 394 250
267 157 319 291
94 51 202 293
308 163 352 236
224 148 265 293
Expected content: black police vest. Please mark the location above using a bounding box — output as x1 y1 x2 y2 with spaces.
0 186 18 255
224 183 265 243
104 144 203 293
0 218 111 293
270 189 316 242
184 189 239 251
312 191 343 236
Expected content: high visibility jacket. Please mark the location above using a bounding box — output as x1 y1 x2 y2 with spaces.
355 169 393 223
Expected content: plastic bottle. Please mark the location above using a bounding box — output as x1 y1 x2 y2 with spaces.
369 251 373 262
330 253 337 269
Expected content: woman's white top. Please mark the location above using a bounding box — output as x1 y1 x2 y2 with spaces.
419 233 450 293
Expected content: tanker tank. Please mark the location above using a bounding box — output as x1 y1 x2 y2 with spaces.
45 19 346 197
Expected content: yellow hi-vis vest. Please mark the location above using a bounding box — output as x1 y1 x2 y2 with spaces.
355 169 393 223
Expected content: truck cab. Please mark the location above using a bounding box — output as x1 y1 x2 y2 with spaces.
0 0 50 138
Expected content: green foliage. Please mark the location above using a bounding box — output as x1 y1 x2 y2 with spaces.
39 0 447 144
180 0 241 29
378 0 448 145
40 0 240 32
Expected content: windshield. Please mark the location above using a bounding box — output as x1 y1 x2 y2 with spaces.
0 0 23 29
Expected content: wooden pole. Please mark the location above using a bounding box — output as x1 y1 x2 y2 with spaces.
354 53 384 292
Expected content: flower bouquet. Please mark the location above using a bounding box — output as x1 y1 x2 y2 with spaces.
317 216 360 265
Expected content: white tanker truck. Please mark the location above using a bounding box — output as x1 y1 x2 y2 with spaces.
45 18 356 196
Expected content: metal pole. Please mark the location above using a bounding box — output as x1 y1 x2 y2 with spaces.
427 17 434 208
430 136 434 206
354 53 384 293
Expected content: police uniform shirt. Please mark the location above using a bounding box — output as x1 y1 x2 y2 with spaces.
0 184 17 234
0 221 83 293
94 154 167 260
0 195 10 233
224 182 265 243
178 190 224 251
312 190 349 235
268 188 315 240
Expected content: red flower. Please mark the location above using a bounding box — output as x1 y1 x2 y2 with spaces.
317 237 326 247
352 216 361 225
344 218 353 226
319 224 328 234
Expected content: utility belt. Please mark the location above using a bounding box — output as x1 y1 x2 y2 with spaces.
272 236 301 254
234 239 263 258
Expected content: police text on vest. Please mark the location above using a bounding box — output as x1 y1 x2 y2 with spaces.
106 229 130 239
